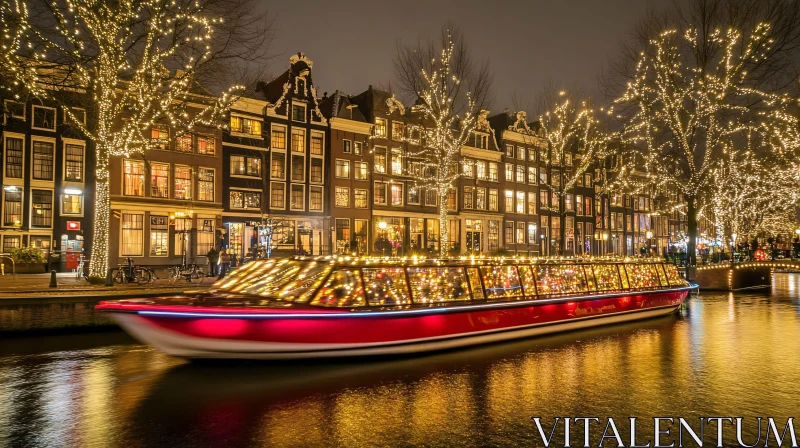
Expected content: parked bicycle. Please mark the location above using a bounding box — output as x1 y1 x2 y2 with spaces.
113 258 157 285
167 263 206 284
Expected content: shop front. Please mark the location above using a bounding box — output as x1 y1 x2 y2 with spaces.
224 217 325 261
372 213 457 256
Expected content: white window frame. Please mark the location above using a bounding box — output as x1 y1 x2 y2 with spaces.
310 130 325 157
290 183 305 211
122 158 146 197
335 159 351 179
291 103 307 123
63 106 86 126
309 185 324 212
1 188 24 228
197 167 215 202
374 181 388 205
3 100 25 124
335 186 350 208
31 105 57 131
269 181 286 210
270 150 286 180
30 136 56 184
2 131 25 184
390 183 404 207
60 193 84 217
29 188 54 229
270 123 287 149
120 212 145 257
62 138 86 183
343 139 352 154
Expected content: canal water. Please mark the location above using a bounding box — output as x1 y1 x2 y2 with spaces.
2 275 800 447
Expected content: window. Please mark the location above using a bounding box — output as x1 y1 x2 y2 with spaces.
447 190 457 210
505 221 514 245
489 189 498 211
197 135 215 155
463 161 474 178
2 236 21 252
292 104 306 122
123 160 145 196
310 158 323 183
290 184 304 210
476 188 486 210
32 141 54 180
408 187 420 205
152 125 169 150
331 159 350 179
539 167 548 184
62 194 81 215
32 106 56 130
198 168 214 202
518 146 525 160
528 149 536 162
291 155 305 182
552 169 561 186
231 155 262 177
354 141 363 155
516 191 525 214
584 173 592 187
4 137 23 178
343 139 352 153
354 161 368 180
463 186 474 209
528 223 538 244
291 128 305 153
505 144 514 158
231 116 262 135
375 118 387 137
391 184 404 206
197 219 214 256
374 181 387 205
173 218 192 256
270 183 285 208
271 152 285 179
177 133 193 152
271 126 286 149
504 190 514 213
310 132 324 156
539 190 548 208
516 165 525 183
576 195 583 215
174 166 192 200
150 216 169 256
565 194 574 212
64 144 84 181
475 133 488 149
425 189 438 206
392 122 404 140
3 189 21 227
528 192 537 215
516 222 525 244
335 187 350 207
488 162 498 181
309 186 323 211
150 163 170 198
355 189 368 208
229 190 255 209
551 191 559 211
585 197 592 216
120 213 144 256
4 100 25 121
476 161 486 179
528 166 537 184
374 147 387 173
391 148 403 175
565 153 573 166
335 220 351 254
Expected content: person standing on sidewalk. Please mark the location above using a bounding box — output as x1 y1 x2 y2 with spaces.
218 249 231 279
206 247 219 276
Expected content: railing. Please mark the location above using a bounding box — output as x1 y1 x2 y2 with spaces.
0 254 16 277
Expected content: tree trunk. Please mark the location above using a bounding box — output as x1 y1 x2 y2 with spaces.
438 190 449 258
560 194 567 256
687 194 698 267
89 149 110 278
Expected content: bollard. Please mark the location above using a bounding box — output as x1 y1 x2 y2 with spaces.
1 262 4 276
49 270 58 288
105 268 114 287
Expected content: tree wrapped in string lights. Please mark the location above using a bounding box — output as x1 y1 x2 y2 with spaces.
612 22 798 265
536 90 614 254
393 26 492 256
0 0 272 278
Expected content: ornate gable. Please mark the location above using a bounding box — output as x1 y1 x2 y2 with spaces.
267 52 327 124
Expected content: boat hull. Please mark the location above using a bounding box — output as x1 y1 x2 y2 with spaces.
103 289 689 360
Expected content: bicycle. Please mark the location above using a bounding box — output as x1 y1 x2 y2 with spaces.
167 263 206 284
113 258 157 285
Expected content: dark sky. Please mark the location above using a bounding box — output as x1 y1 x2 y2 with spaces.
268 0 672 110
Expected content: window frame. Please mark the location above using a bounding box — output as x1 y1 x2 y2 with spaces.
335 159 351 179
120 212 145 257
31 105 56 131
290 183 305 211
335 186 350 208
62 139 85 182
3 132 25 181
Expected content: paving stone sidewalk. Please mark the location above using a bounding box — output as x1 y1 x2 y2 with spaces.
0 272 212 299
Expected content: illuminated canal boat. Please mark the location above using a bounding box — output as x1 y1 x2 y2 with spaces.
96 257 694 359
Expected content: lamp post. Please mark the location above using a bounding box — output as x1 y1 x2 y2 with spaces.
646 230 653 257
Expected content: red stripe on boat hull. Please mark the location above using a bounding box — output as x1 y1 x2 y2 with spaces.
105 290 688 359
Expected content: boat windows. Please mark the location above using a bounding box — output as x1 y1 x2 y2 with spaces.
311 269 365 307
619 265 630 289
244 260 303 297
480 265 523 299
624 264 660 289
215 259 278 292
664 264 689 286
534 265 588 295
654 264 669 287
407 267 469 303
517 265 537 297
362 267 412 306
584 266 597 291
592 264 622 291
466 268 485 300
277 262 333 302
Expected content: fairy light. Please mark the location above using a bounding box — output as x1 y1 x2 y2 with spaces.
1 0 246 277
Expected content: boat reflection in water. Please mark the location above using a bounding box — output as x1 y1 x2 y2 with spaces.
95 257 693 359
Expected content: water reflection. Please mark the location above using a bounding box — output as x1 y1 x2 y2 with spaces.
2 275 800 446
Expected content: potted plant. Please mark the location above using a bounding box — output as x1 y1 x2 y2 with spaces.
8 246 48 273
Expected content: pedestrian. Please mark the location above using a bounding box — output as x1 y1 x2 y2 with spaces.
206 247 219 276
230 251 238 268
218 249 231 279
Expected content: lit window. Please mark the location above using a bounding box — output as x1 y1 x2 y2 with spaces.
197 135 215 155
31 190 52 228
120 213 144 256
505 163 514 182
392 122 404 140
150 216 169 256
4 137 22 178
271 126 286 149
32 141 54 180
291 128 305 152
476 188 486 210
174 166 192 200
310 132 324 155
198 168 214 202
354 161 369 180
335 159 350 178
310 158 323 183
271 152 285 179
62 194 81 215
152 125 169 149
270 183 285 208
231 116 262 135
488 162 498 181
355 189 368 208
488 189 498 211
375 118 387 137
391 184 403 206
516 165 525 183
516 191 525 214
391 148 403 175
335 187 350 207
150 163 169 198
504 190 514 212
309 186 323 211
177 133 193 152
463 186 473 209
65 144 84 181
123 160 145 196
290 184 304 210
374 147 387 173
476 161 486 179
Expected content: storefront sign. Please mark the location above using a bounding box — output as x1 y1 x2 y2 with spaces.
67 221 80 231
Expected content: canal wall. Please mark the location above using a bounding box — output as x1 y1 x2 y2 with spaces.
0 296 120 335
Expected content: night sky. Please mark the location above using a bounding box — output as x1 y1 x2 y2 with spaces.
268 0 673 110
